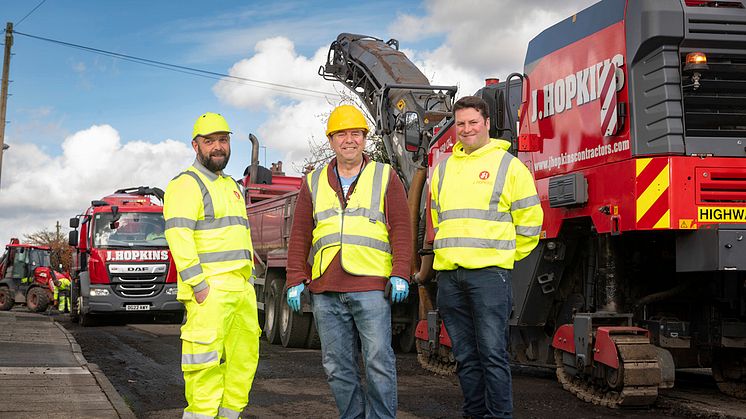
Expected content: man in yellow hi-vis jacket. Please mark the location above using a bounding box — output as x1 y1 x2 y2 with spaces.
164 112 260 419
430 96 543 419
53 275 72 313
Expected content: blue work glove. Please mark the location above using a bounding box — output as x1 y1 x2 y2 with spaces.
388 276 409 303
287 283 305 312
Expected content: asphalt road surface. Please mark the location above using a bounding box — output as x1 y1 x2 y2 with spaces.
55 313 745 419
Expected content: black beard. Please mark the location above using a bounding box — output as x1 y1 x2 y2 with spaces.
198 148 230 173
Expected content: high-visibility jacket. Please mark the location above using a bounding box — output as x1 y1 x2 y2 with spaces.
164 160 254 301
430 138 543 270
53 277 71 301
307 161 393 279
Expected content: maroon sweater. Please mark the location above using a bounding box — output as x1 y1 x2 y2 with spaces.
285 156 412 293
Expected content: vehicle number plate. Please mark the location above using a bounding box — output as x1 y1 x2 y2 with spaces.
125 304 151 311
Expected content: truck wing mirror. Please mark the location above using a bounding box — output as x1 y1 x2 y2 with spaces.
69 217 79 229
109 205 120 229
68 231 79 247
403 112 421 152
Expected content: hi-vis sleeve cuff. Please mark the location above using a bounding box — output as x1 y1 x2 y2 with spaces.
191 279 209 292
179 263 206 289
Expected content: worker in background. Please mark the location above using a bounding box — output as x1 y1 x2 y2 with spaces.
429 96 543 419
285 104 412 418
53 274 71 313
164 112 260 419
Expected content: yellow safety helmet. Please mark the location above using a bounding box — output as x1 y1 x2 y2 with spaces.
192 112 232 140
326 105 368 137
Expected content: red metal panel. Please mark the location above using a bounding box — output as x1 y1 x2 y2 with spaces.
552 324 576 353
439 323 452 348
519 21 631 179
670 157 746 229
593 326 650 369
88 250 109 285
538 159 637 238
415 319 428 341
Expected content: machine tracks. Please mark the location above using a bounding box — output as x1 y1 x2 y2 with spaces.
416 343 456 376
555 335 661 408
712 348 746 399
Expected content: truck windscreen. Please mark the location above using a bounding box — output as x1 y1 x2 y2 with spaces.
28 248 52 268
93 212 167 248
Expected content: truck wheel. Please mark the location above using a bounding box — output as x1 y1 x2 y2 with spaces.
305 320 321 349
78 296 95 327
79 312 97 327
0 287 13 311
69 284 80 323
279 293 311 348
26 287 51 313
263 273 283 344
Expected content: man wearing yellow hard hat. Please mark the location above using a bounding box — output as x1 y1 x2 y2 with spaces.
164 112 260 419
285 104 413 418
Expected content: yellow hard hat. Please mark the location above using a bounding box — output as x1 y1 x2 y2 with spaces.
192 112 231 140
326 105 368 137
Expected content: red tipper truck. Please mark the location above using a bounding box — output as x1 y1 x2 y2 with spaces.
68 187 184 326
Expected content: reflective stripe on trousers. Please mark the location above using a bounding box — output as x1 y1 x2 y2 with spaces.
181 286 260 418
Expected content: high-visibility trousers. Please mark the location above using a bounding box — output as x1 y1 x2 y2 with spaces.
181 282 260 419
58 290 70 312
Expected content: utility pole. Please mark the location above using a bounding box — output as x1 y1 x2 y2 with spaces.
0 22 13 189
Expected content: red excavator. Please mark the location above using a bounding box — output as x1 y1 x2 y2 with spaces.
0 238 62 312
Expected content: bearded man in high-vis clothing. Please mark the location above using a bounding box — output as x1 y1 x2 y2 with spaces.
285 104 412 418
164 112 260 419
430 96 543 419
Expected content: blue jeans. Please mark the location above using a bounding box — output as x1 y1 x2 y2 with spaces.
437 267 513 419
312 291 397 419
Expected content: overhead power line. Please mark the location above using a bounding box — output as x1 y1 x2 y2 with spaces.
16 0 48 27
13 30 342 100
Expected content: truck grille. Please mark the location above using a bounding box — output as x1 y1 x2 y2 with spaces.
108 263 168 299
682 53 746 139
697 167 746 203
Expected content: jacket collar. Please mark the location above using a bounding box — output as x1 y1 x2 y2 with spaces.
452 138 511 158
192 158 228 182
329 154 371 175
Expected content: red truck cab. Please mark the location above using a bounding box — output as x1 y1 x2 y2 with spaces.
68 187 183 326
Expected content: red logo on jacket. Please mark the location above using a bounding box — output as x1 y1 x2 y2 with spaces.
479 171 490 180
234 190 241 200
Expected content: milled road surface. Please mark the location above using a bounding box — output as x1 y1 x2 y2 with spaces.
55 313 746 419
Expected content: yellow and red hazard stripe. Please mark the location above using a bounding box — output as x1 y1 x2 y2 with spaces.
636 158 670 229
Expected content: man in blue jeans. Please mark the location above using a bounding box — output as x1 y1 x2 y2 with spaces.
285 105 413 418
430 96 543 418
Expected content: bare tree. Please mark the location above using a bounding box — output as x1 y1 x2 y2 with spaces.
23 224 73 273
292 88 390 174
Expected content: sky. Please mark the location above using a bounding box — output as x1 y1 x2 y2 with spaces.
0 0 598 244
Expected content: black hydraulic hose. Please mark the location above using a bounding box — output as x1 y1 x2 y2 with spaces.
504 72 524 152
633 280 693 310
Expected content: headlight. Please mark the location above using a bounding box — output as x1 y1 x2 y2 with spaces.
165 287 178 295
90 288 110 297
39 273 48 277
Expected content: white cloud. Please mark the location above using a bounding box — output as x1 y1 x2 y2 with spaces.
213 37 348 172
0 125 193 243
389 0 600 81
213 37 337 110
72 62 86 74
